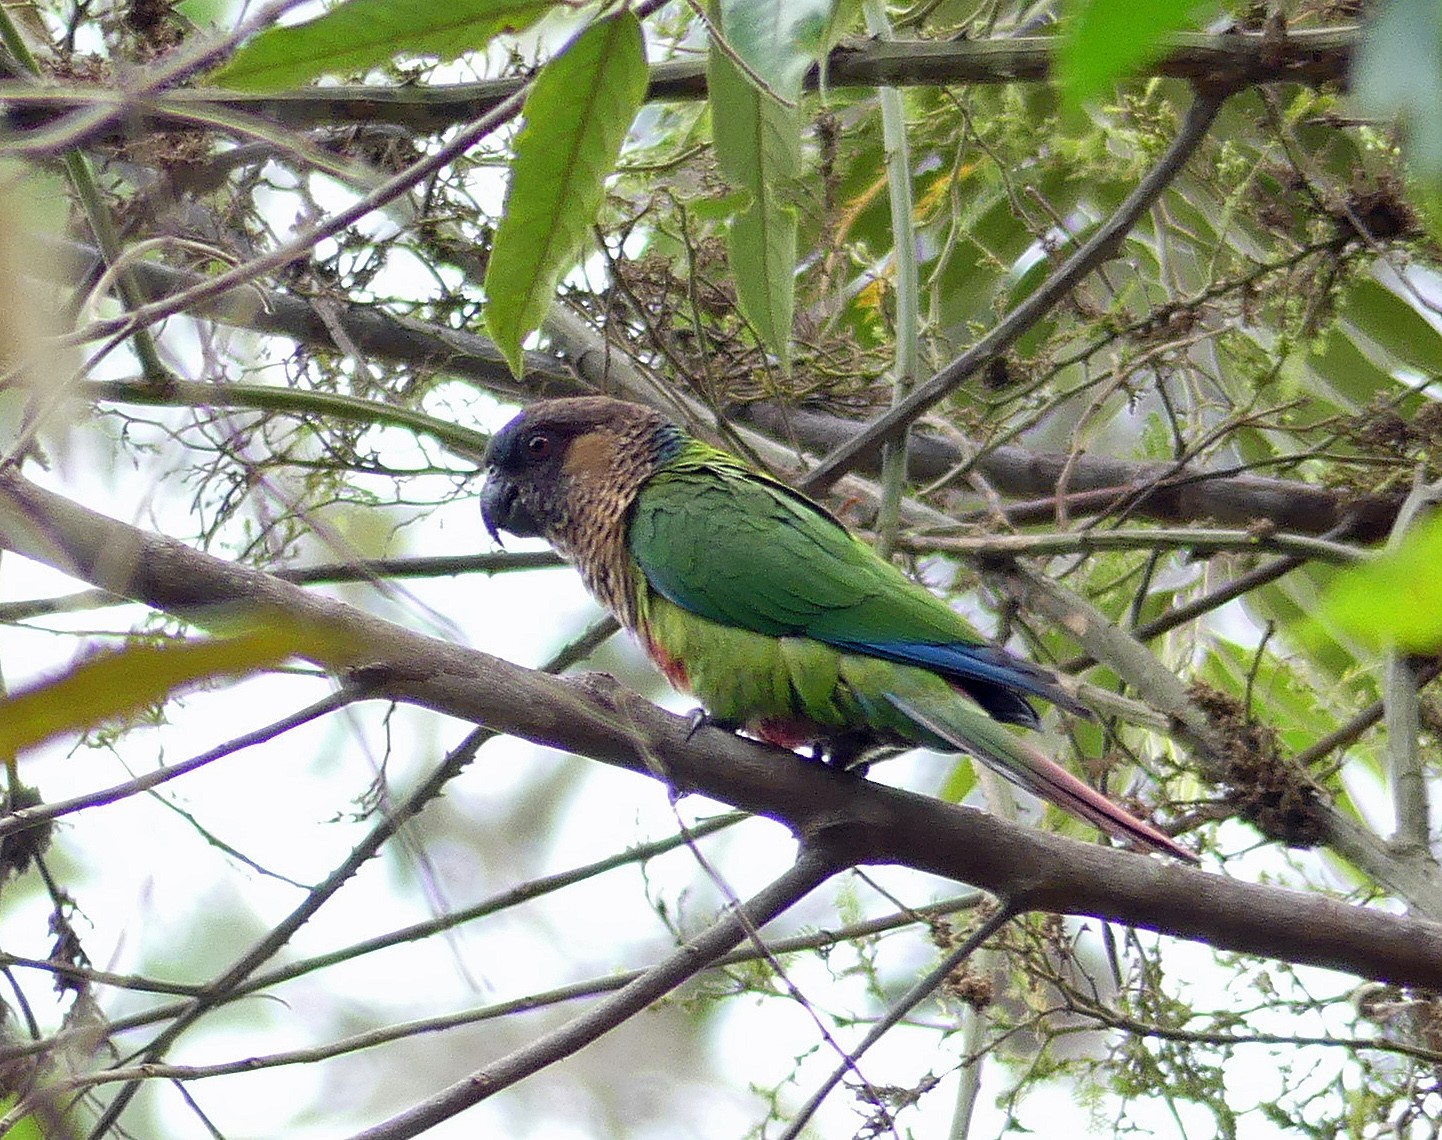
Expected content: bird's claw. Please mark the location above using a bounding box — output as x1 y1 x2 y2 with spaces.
684 708 744 741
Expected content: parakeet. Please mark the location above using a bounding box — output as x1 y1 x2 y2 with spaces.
480 396 1194 861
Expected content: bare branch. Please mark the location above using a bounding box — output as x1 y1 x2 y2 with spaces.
36 244 1404 542
900 527 1362 566
746 403 1405 541
2 28 1356 136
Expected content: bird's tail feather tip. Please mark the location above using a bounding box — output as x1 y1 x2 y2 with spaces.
885 692 1198 864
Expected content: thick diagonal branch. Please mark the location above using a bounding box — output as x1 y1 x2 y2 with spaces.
5 472 1442 985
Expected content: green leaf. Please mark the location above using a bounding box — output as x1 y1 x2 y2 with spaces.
1323 511 1442 651
703 0 827 367
484 11 647 376
1401 175 1442 249
715 0 834 101
938 755 979 804
1354 0 1442 176
708 40 800 368
211 0 557 91
0 621 338 757
1253 568 1364 690
1341 277 1442 376
1058 0 1214 110
1303 327 1393 411
0 1097 43 1140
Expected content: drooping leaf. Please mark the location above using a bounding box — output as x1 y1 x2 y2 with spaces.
714 0 833 101
1058 0 1214 111
484 11 647 376
211 0 558 91
0 621 341 757
1324 511 1442 651
708 38 800 368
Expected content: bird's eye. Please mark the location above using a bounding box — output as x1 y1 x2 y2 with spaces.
525 433 553 461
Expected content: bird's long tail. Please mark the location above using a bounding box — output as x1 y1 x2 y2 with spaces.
885 693 1197 863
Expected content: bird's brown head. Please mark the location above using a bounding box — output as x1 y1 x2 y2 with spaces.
480 397 682 552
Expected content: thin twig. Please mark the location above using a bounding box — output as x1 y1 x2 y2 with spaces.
54 77 534 364
1291 657 1442 772
777 902 1019 1140
343 851 840 1140
0 689 356 842
73 725 494 1140
668 803 895 1136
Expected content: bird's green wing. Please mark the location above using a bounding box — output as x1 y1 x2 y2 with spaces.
629 449 958 639
627 447 1079 723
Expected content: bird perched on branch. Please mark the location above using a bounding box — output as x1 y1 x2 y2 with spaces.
480 396 1194 861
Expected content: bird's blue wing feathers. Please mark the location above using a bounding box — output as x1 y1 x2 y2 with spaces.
829 640 1079 728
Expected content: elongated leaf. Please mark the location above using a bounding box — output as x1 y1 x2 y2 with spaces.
715 0 833 101
1058 0 1211 110
0 623 335 756
211 0 557 91
708 41 800 368
1324 511 1442 651
1342 277 1442 375
484 12 647 376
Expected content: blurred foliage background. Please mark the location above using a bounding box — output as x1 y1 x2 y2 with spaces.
2 0 1442 1136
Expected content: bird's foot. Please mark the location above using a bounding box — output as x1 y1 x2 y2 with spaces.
683 707 741 741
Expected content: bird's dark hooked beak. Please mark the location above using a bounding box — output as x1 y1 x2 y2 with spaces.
480 473 541 544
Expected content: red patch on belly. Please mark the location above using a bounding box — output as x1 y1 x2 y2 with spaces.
641 633 690 691
754 717 820 750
